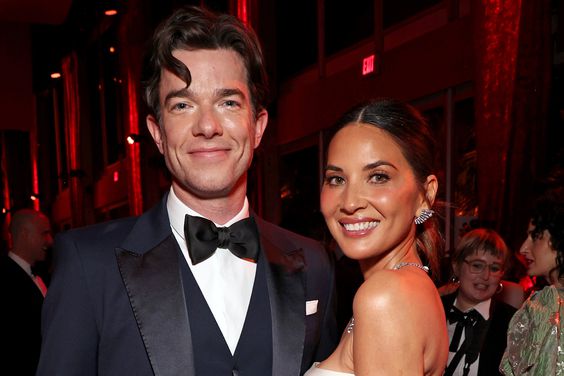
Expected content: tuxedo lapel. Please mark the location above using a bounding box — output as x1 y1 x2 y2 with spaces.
116 196 195 376
256 218 306 376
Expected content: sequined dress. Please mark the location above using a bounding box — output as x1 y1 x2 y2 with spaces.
500 285 564 375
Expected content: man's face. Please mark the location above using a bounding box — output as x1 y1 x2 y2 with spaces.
147 48 267 204
28 214 53 264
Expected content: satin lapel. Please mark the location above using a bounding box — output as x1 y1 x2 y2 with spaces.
256 220 306 376
116 196 195 376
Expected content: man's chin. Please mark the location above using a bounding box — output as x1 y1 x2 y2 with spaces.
174 181 241 200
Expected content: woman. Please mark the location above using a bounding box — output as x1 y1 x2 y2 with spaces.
306 99 449 375
500 188 564 375
441 228 516 376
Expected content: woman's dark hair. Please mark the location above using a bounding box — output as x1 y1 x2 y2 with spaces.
328 98 443 280
141 5 269 120
530 187 564 279
452 228 511 269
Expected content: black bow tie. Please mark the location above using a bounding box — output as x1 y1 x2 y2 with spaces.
448 307 481 325
445 307 489 376
184 214 260 265
447 307 482 352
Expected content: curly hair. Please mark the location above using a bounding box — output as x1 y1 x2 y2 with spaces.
530 187 564 278
141 5 269 121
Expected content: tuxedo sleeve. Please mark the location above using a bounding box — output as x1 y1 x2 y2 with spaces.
37 232 99 376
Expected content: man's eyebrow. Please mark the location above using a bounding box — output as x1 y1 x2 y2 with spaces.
164 86 190 104
163 87 246 105
216 88 246 99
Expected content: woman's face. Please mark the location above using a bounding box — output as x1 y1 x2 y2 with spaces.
455 250 505 309
320 123 436 270
519 221 557 281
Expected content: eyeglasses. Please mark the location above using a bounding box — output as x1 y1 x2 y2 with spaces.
463 260 504 276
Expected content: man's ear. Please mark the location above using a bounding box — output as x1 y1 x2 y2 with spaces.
252 109 268 149
146 115 164 154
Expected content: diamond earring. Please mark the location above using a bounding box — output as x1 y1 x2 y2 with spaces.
414 208 434 225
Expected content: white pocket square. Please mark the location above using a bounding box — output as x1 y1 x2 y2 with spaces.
306 300 318 315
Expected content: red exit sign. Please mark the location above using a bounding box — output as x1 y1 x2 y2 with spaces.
362 54 375 75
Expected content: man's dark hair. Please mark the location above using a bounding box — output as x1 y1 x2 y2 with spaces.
141 5 269 120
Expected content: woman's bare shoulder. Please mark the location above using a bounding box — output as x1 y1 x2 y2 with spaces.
351 270 448 374
353 269 437 311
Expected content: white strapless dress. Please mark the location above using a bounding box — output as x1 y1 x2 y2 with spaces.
304 362 354 375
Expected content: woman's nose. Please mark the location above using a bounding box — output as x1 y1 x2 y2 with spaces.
519 237 532 255
340 184 367 214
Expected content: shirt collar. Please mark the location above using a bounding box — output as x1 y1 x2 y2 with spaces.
454 297 491 320
8 251 33 277
166 186 250 241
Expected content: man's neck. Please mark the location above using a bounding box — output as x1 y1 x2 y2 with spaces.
171 183 247 225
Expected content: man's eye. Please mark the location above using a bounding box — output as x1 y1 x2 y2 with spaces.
172 102 188 111
224 100 240 108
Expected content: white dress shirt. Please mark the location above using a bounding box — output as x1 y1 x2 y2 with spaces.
8 251 47 297
167 187 257 355
446 298 491 376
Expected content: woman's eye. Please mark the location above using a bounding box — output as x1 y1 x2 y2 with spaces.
369 173 390 183
490 265 502 273
324 175 345 186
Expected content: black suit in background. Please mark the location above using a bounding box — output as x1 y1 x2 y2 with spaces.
0 254 44 375
442 291 517 376
37 194 338 376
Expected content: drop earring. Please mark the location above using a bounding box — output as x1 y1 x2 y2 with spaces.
414 208 434 225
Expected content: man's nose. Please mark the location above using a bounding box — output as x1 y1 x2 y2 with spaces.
193 106 223 138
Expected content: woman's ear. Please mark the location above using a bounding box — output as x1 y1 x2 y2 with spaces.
424 174 438 206
451 261 460 280
417 175 438 215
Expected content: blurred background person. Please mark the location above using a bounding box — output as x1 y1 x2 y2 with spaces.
0 209 53 375
500 187 564 375
441 228 516 376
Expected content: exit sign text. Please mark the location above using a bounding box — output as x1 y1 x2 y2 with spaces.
362 54 375 75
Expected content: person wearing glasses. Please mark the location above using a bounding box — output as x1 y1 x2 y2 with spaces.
500 187 564 375
441 228 517 376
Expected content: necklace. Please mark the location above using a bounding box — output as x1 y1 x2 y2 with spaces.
346 317 355 334
393 262 429 273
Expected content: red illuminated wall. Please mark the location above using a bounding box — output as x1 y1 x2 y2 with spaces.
0 23 34 132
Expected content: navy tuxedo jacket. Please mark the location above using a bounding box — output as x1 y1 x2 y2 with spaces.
37 195 337 376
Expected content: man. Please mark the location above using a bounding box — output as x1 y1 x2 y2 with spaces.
0 209 53 375
37 6 337 376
